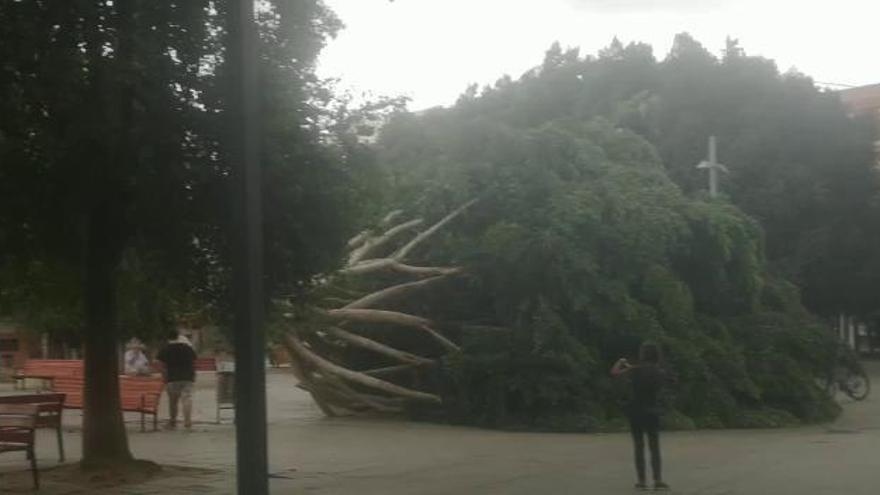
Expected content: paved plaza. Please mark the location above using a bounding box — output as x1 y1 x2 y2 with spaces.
2 363 879 494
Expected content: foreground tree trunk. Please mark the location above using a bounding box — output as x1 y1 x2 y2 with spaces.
81 203 133 465
80 0 135 466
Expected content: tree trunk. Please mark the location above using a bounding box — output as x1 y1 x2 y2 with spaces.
81 203 133 465
79 0 135 466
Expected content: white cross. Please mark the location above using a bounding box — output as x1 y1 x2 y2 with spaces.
696 136 729 198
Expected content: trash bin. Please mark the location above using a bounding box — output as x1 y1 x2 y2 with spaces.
216 364 235 424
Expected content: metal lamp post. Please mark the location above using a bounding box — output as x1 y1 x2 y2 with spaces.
229 1 269 494
696 136 729 198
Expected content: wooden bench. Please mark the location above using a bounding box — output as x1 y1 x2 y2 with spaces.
15 359 83 389
51 376 84 409
194 357 217 372
119 376 164 432
51 375 164 432
0 404 40 489
0 393 66 462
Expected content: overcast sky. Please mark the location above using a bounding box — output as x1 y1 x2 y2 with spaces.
318 0 880 110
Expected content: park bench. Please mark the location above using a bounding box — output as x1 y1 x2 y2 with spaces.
51 375 164 432
118 375 164 432
0 393 66 462
0 404 40 489
15 359 83 390
195 357 217 372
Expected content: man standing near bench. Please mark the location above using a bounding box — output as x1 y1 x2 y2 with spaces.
156 330 197 429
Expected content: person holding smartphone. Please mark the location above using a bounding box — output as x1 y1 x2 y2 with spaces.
611 342 670 492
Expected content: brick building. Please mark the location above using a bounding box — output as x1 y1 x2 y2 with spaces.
0 321 32 380
838 83 880 353
840 83 880 163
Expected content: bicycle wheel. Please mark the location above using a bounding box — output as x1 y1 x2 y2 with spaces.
844 372 871 401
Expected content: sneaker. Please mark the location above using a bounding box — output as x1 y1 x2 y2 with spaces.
653 481 670 491
635 482 649 491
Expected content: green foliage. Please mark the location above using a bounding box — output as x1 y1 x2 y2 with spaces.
0 0 382 336
444 303 602 431
0 259 83 339
423 34 879 318
376 41 845 428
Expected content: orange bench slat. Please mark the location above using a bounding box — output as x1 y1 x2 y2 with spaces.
48 375 163 413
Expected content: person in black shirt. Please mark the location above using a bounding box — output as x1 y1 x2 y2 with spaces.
611 342 670 492
156 330 197 429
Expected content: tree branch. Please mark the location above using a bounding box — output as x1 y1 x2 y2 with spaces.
362 364 421 377
393 199 478 261
419 325 461 353
282 341 339 416
324 308 460 352
344 274 453 309
326 327 434 365
347 230 371 249
318 374 404 413
380 209 405 227
298 379 376 414
325 308 431 327
347 218 424 266
286 334 441 403
340 259 460 277
389 262 462 277
339 258 395 276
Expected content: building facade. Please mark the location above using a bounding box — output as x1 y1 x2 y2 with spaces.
840 83 880 163
838 84 880 353
0 321 32 380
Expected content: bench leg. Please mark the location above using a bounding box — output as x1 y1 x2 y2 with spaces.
141 395 146 433
57 424 65 463
28 445 40 490
154 410 158 431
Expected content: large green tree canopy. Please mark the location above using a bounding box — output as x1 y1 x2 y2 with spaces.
360 38 857 430
433 35 879 318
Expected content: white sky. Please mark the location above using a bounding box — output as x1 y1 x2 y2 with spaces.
318 0 880 110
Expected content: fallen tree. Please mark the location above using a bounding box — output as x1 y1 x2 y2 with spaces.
279 123 841 430
278 51 848 429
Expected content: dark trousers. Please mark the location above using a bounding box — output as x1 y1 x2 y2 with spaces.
629 412 662 483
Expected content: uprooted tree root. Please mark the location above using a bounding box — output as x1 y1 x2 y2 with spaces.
282 200 478 416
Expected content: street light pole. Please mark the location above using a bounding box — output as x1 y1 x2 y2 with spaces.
229 1 269 494
696 135 729 198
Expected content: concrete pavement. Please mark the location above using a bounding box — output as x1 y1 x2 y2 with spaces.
3 363 880 494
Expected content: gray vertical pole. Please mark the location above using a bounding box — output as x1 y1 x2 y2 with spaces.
228 1 269 494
